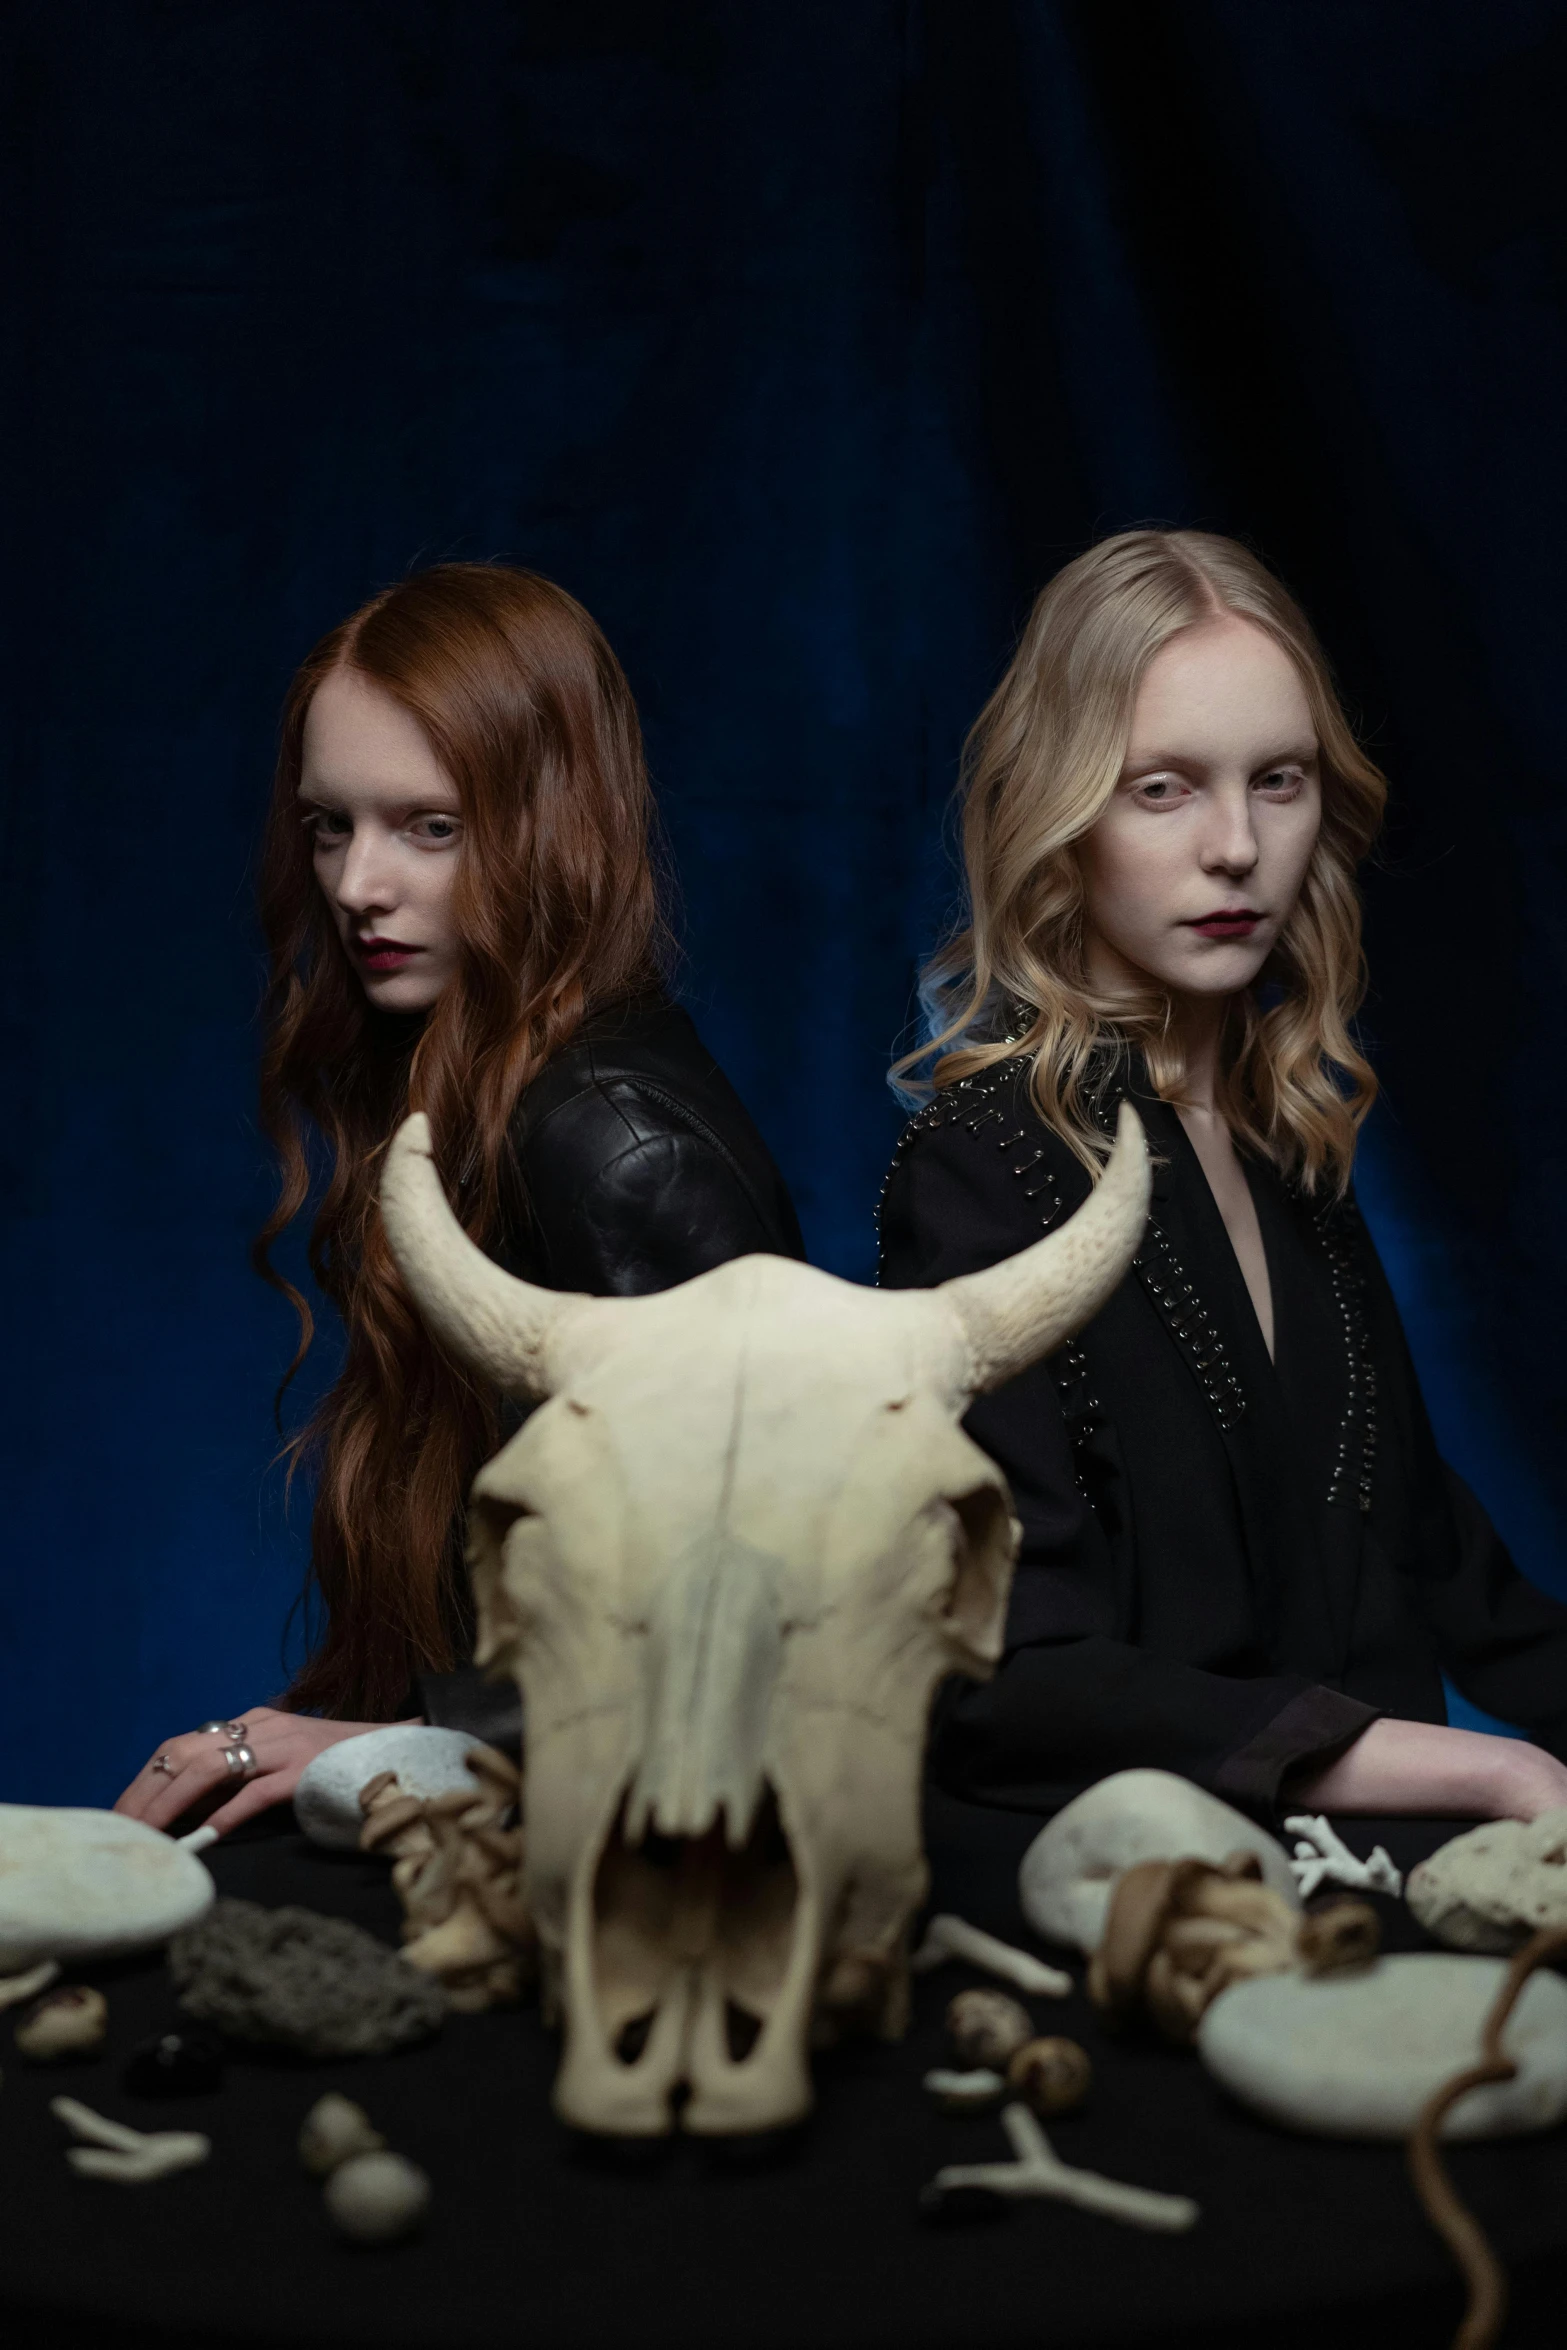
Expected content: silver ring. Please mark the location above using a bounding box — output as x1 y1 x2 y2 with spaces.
221 1744 257 1779
197 1719 248 1739
152 1753 176 1777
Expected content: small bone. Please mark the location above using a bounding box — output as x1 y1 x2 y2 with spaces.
0 1960 60 2012
1284 1815 1402 1901
178 1824 219 1853
911 1914 1072 1997
52 2098 210 2182
925 2102 1199 2233
924 2066 1007 2110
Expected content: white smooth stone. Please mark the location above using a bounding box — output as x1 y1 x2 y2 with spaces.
1406 1812 1567 1953
0 1807 214 1971
1018 1769 1300 1954
294 1725 488 1850
324 2150 431 2244
1198 1953 1567 2140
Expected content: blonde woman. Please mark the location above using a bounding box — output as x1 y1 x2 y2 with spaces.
880 529 1567 1824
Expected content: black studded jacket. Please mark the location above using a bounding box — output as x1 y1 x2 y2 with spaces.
878 1051 1567 1822
415 993 804 1750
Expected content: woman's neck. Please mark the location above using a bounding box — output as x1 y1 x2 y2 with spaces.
1171 994 1228 1116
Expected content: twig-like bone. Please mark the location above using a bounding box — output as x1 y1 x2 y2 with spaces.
910 1914 1072 1998
0 1960 60 2011
927 2102 1199 2232
1284 1814 1402 1900
51 2098 210 2183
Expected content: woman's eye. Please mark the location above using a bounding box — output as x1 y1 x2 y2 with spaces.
306 810 350 844
1255 767 1303 796
1131 775 1188 805
409 812 462 844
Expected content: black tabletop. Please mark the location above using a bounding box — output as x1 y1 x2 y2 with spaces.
2 1797 1564 2350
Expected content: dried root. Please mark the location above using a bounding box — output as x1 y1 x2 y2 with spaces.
1089 1852 1380 2042
359 1744 532 2011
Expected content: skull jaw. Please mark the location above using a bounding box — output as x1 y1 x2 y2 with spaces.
549 1781 822 2137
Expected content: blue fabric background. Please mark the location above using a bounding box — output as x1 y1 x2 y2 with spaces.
4 1 1565 1802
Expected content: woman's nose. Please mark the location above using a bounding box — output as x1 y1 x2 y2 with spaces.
335 830 398 913
1199 786 1260 876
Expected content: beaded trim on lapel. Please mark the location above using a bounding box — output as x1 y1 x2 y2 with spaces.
877 1054 1246 1443
1307 1195 1378 1513
879 1052 1382 1509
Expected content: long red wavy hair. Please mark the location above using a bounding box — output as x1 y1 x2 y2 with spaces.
255 563 667 1719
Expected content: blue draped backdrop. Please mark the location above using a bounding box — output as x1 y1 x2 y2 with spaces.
3 1 1565 1801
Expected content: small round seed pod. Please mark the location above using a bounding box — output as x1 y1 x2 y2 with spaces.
299 2093 387 2177
1006 2035 1092 2117
946 1987 1032 2070
1297 1899 1381 1978
323 2150 431 2245
15 1986 107 2063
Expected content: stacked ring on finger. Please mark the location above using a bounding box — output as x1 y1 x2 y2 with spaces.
197 1719 249 1740
221 1744 258 1779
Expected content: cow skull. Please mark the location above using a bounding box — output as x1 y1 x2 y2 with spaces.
380 1102 1148 2135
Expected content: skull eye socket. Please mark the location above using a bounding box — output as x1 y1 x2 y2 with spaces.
939 1485 1013 1668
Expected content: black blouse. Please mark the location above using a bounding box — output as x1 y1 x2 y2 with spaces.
878 1052 1567 1822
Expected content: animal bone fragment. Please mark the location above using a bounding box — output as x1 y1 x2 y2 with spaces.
359 1746 530 2012
1007 2036 1091 2116
15 1985 107 2061
324 2150 431 2245
923 2102 1198 2233
947 1988 1034 2069
910 1913 1072 1997
1284 1814 1402 1901
0 1960 60 2012
924 2066 1007 2111
51 2096 209 2183
379 1098 1149 2134
298 2093 387 2177
1090 1854 1379 2042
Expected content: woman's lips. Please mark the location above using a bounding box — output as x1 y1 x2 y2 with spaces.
354 936 421 972
1185 910 1262 940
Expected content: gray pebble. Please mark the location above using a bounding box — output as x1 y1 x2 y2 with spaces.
324 2151 431 2244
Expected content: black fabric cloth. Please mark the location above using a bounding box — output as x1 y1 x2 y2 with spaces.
879 1053 1567 1821
417 994 803 1747
5 1805 1567 2350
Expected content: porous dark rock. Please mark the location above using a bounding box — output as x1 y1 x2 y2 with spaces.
167 1899 446 2058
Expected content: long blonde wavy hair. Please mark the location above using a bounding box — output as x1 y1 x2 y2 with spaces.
896 530 1387 1195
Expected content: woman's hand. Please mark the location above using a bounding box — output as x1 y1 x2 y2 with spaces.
114 1708 418 1840
1292 1717 1567 1821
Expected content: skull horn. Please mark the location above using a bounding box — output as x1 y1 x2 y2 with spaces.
940 1099 1150 1395
380 1112 588 1402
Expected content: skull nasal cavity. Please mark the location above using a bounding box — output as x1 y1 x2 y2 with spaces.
625 1534 783 1847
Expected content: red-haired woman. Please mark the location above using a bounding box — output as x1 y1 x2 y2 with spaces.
116 564 802 1835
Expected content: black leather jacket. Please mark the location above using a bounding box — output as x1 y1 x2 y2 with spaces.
415 994 803 1748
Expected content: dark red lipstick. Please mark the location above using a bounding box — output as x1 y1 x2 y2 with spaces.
1185 908 1262 941
354 935 420 972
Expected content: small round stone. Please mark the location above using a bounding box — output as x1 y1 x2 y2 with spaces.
123 2027 226 2096
324 2150 432 2245
946 1988 1033 2070
1007 2035 1092 2116
299 2093 387 2177
14 1985 107 2062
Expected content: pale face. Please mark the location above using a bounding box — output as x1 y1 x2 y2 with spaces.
1077 616 1322 1004
298 668 466 1013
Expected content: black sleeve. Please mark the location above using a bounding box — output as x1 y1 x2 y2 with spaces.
881 1103 1375 1820
515 1079 799 1298
1359 1234 1567 1753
